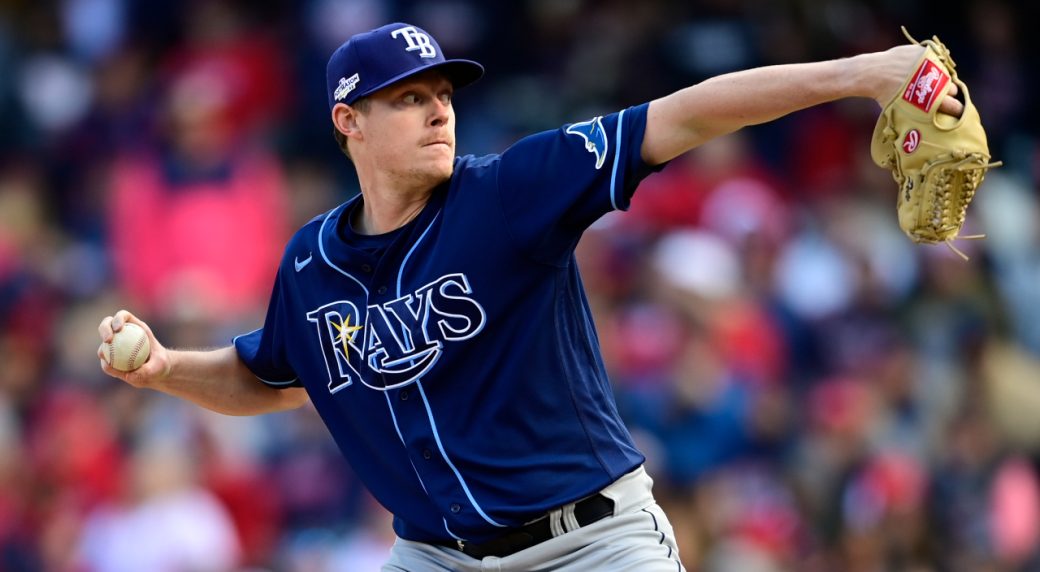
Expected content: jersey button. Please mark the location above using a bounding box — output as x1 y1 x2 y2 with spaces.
450 503 461 514
399 389 409 401
377 286 388 294
361 264 372 273
422 449 432 460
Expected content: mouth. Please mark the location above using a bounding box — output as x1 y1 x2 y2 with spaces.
423 140 453 148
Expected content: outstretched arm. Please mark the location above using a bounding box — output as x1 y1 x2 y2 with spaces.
98 310 309 416
641 45 964 165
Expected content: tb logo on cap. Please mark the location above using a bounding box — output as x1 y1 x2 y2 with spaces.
391 26 437 58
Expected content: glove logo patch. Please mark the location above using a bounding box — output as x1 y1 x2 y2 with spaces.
902 129 921 154
902 60 949 112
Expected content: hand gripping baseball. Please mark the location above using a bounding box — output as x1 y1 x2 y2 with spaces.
97 310 171 387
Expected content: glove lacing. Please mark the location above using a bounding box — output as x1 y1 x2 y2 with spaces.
928 155 1001 260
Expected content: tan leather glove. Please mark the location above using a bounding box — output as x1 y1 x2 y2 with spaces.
871 28 1001 259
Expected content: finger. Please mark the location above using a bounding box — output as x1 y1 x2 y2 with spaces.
98 316 115 342
124 369 143 386
98 358 129 382
130 317 158 343
132 353 162 377
112 309 136 331
938 95 964 118
948 82 959 97
124 360 162 387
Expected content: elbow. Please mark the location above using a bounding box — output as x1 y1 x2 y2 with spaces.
641 122 737 165
281 387 311 411
263 386 311 415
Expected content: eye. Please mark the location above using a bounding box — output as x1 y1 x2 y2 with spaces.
438 91 453 105
401 93 420 105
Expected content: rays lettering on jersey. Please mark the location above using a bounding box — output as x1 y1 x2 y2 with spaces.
306 273 486 393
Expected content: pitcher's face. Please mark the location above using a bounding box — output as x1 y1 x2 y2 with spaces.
358 70 457 187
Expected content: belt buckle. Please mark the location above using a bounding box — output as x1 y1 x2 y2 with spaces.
457 539 466 552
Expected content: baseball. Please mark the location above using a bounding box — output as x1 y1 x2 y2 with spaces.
101 323 151 372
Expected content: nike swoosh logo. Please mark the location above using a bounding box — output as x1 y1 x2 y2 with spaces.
295 253 313 272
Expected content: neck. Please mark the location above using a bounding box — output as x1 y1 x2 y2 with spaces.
353 173 439 235
354 192 430 235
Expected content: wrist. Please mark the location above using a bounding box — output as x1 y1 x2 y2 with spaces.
846 52 883 100
145 348 175 391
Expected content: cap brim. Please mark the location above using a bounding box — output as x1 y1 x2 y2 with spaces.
434 59 484 90
352 59 484 103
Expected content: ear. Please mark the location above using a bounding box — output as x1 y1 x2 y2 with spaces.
332 103 363 141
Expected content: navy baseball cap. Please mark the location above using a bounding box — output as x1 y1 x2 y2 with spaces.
326 23 484 110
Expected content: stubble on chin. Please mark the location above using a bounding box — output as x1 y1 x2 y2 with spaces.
401 161 453 190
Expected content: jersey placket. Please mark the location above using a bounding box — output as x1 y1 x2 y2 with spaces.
369 218 506 536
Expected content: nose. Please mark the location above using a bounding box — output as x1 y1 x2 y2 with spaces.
428 98 450 128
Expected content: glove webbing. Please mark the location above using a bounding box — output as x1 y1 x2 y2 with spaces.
918 156 1001 261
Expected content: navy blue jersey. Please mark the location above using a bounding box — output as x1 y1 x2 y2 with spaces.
235 103 663 543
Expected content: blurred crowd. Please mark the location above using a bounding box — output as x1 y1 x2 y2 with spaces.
0 0 1037 570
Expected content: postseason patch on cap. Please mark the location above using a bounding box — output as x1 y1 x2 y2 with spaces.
334 73 360 102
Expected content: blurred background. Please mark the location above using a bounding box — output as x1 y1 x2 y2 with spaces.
0 0 1038 570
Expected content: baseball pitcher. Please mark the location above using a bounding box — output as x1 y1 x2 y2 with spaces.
99 22 971 571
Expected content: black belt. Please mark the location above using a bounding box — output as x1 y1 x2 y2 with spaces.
436 493 615 559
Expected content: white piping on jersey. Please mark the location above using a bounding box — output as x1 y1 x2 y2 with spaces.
398 210 441 297
316 203 451 532
318 202 494 535
383 392 431 496
316 209 373 393
394 209 504 529
417 380 506 528
609 108 626 211
231 329 260 353
256 376 299 386
443 519 464 540
398 211 442 361
232 329 298 386
318 204 370 296
382 209 495 536
233 327 261 340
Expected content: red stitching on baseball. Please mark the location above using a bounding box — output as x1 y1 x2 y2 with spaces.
128 335 146 370
108 342 115 367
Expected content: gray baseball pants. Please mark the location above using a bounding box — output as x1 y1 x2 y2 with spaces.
382 465 685 571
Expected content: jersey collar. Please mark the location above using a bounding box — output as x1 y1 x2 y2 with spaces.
319 178 451 272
